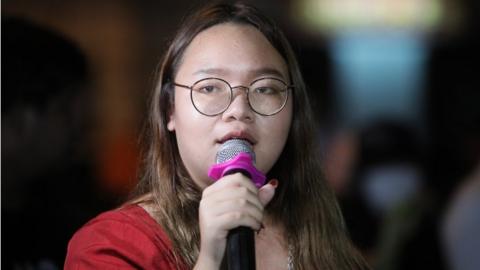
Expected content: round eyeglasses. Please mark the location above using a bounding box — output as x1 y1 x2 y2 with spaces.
173 77 293 116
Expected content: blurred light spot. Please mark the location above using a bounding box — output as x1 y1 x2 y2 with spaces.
294 0 444 34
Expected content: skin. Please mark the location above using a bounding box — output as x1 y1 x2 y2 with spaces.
167 23 293 269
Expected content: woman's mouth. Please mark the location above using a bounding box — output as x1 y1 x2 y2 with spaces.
217 131 256 146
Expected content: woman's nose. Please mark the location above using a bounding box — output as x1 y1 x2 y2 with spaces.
221 86 254 122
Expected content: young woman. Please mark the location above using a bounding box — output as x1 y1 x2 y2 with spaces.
65 2 369 270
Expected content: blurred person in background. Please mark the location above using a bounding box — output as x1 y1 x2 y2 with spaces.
324 120 447 270
2 17 115 269
356 121 445 270
442 165 480 270
317 0 480 268
427 9 480 268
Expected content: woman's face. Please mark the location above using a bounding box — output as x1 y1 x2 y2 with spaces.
168 23 292 189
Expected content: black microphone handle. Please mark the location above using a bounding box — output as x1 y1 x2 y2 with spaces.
227 226 255 270
224 168 256 270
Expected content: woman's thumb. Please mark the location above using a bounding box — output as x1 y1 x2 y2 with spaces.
258 179 278 207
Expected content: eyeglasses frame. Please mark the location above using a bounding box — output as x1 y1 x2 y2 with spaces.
173 77 294 116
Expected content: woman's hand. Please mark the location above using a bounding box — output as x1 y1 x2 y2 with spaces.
194 173 277 269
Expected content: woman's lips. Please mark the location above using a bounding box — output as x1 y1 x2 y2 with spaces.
218 131 256 145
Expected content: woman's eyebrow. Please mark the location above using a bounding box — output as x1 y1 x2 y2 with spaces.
248 67 286 79
193 67 286 79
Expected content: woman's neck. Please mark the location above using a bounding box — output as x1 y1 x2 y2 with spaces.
255 216 290 269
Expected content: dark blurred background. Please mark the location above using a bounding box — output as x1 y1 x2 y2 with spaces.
2 0 479 269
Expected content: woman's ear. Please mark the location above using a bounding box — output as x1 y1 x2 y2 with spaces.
165 82 176 131
167 110 175 131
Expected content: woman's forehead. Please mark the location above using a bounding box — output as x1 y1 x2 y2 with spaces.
176 23 289 81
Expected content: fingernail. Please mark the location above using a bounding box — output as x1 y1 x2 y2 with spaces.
270 179 278 188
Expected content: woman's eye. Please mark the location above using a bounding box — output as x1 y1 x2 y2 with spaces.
255 87 276 95
199 85 217 93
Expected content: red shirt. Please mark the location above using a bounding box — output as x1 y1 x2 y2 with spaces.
64 204 188 269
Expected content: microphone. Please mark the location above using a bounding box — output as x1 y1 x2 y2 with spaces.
208 139 266 270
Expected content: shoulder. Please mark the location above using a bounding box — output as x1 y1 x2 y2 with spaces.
64 204 185 269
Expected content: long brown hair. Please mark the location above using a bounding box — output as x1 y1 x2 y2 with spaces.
134 2 369 269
